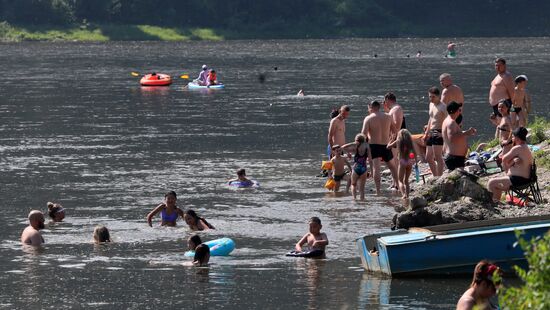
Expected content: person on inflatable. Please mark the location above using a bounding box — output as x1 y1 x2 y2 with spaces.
228 168 253 187
195 65 208 86
293 217 328 258
206 69 218 86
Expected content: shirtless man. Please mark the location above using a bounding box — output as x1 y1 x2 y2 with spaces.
423 87 447 176
442 102 476 171
511 75 531 129
487 127 533 202
440 73 464 124
489 58 514 118
361 100 398 194
328 105 350 155
384 92 405 189
21 210 45 246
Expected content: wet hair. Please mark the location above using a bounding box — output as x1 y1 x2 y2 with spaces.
47 202 64 219
188 235 202 250
369 100 381 110
93 225 111 243
165 191 177 199
194 244 210 265
447 101 461 114
384 92 396 102
355 133 366 144
310 216 322 225
514 75 528 84
428 87 440 96
237 168 246 176
396 129 415 159
512 127 528 141
495 58 506 65
330 108 340 119
470 260 500 287
185 210 215 229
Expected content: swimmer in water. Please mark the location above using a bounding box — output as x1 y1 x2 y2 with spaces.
187 234 202 251
146 191 184 227
93 225 111 243
297 89 305 96
294 217 328 258
193 244 210 266
228 168 253 187
184 210 215 231
47 201 65 222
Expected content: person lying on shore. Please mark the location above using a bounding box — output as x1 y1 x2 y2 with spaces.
294 217 328 258
21 210 45 246
146 191 184 227
487 127 533 202
184 210 215 231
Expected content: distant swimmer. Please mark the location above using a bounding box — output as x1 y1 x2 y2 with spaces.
446 41 457 57
146 191 184 227
297 89 305 96
361 100 398 195
194 64 208 86
328 105 350 156
184 210 215 231
187 234 202 251
47 201 65 222
93 225 111 243
439 73 464 125
416 51 422 58
228 168 255 187
293 217 328 259
21 210 45 246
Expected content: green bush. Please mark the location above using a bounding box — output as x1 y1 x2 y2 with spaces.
499 232 550 310
528 117 550 145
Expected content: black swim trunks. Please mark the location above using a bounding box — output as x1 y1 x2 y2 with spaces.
509 175 531 187
333 173 346 182
511 106 522 113
369 144 394 162
426 129 444 146
444 154 465 171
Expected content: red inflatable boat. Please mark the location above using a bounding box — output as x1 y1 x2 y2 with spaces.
140 73 172 86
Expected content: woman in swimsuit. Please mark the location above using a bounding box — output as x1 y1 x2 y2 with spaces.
388 129 416 199
184 210 215 231
146 191 184 227
490 100 513 156
342 133 372 201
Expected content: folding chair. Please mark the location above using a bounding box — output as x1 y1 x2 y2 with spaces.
507 161 543 204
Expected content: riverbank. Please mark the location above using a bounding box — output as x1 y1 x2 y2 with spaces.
393 118 550 229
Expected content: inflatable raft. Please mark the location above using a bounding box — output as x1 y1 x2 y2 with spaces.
140 73 172 86
184 238 235 257
228 179 259 188
188 82 225 90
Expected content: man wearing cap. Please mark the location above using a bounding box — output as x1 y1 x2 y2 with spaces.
21 210 46 246
328 105 350 156
512 75 531 129
489 58 514 118
442 101 476 171
195 64 208 86
487 127 533 202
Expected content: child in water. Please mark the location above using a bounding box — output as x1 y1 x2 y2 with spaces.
93 225 111 243
330 145 351 193
146 191 185 227
193 244 210 266
342 134 373 201
388 129 416 199
47 202 65 222
184 210 215 231
228 168 253 187
294 217 328 258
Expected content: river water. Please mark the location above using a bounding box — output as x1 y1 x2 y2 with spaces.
0 38 548 309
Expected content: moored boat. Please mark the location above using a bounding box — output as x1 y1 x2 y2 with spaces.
356 215 550 276
140 73 172 86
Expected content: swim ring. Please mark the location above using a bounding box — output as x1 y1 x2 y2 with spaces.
184 237 235 257
140 73 172 86
228 180 259 188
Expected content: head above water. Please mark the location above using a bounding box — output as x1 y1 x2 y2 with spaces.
188 234 202 251
309 217 322 234
93 225 111 243
28 210 45 230
237 168 246 177
194 243 210 266
47 202 65 222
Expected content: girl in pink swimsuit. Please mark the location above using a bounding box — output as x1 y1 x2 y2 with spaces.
388 129 417 199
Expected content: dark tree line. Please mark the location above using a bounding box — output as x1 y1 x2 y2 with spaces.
1 0 549 36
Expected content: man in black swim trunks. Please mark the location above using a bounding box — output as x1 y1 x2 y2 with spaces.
487 127 534 202
442 101 476 171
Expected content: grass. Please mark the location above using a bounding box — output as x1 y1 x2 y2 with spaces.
528 116 550 144
534 149 550 171
0 22 225 42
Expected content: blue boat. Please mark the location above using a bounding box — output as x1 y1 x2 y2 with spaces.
187 82 225 90
356 215 550 276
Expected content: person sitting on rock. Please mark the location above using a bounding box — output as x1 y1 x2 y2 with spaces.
487 127 533 202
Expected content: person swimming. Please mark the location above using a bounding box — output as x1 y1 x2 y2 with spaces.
193 244 210 266
184 210 215 231
93 225 111 243
146 191 184 227
47 201 65 222
187 234 202 251
228 168 254 187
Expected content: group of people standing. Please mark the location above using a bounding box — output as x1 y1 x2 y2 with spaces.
326 57 534 203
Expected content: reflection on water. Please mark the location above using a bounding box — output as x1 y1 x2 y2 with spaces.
1 38 549 308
